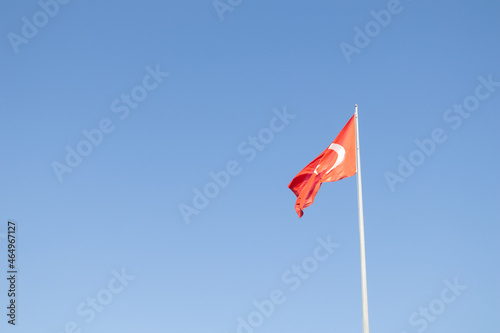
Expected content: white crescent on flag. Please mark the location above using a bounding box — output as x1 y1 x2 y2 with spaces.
314 143 346 175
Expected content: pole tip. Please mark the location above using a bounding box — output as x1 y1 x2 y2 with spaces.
355 104 358 107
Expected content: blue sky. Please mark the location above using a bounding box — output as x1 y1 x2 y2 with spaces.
1 0 499 332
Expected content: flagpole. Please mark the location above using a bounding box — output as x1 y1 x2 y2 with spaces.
355 104 370 333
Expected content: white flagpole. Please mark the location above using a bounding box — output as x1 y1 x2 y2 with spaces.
355 104 370 333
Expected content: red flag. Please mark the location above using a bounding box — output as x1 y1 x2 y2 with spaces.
288 115 357 217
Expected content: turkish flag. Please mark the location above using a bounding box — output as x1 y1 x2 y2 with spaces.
288 115 357 217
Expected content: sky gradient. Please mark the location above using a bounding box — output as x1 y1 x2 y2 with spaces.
1 0 499 332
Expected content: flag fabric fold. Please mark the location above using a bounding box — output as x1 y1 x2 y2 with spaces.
288 115 357 217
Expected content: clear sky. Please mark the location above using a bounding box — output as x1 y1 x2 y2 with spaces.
1 0 499 332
